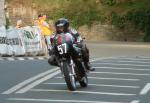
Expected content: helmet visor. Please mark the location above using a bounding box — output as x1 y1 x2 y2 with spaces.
57 25 64 33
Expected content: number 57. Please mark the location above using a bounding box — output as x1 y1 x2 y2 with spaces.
57 43 67 54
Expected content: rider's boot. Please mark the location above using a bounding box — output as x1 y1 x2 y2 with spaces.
85 62 95 71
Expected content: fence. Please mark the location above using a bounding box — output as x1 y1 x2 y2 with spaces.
0 26 48 56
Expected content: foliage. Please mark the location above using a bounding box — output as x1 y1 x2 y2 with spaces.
5 17 10 29
127 10 150 41
111 12 125 28
30 0 150 41
100 0 116 6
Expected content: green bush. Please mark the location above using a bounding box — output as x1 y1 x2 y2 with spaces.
70 10 101 28
100 0 116 6
111 12 125 28
127 10 150 42
143 28 150 42
6 17 10 29
48 9 101 29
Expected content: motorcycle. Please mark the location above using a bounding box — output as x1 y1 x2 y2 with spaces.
53 33 88 91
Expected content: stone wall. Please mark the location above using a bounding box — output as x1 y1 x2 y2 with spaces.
6 0 37 26
0 0 6 26
78 23 144 42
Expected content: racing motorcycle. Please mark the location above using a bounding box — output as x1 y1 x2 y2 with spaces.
52 33 88 91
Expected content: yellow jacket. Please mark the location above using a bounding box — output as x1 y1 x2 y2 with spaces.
37 19 52 36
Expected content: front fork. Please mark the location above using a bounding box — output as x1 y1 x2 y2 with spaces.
70 59 76 76
60 59 76 78
60 62 64 76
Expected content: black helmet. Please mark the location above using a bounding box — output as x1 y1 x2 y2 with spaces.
55 18 69 33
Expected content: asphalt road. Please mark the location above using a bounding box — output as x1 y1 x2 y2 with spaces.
0 42 150 103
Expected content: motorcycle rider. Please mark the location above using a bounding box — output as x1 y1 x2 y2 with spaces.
48 18 95 71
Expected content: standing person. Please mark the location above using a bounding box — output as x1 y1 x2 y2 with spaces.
37 14 53 54
15 20 23 29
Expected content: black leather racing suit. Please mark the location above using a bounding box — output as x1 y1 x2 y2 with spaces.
48 28 91 70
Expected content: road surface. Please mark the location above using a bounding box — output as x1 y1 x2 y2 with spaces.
0 41 150 103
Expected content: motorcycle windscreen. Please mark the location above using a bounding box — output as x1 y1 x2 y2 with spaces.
56 33 74 55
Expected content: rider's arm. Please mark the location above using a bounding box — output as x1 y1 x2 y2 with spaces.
50 32 57 45
69 27 82 43
42 21 50 28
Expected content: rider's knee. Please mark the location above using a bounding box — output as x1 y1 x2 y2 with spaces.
48 55 58 66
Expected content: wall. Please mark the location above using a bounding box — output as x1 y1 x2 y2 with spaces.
6 0 37 26
78 23 144 42
0 0 6 26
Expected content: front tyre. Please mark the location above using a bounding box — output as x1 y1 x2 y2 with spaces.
63 61 76 91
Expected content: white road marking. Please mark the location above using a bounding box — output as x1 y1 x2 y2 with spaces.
30 89 136 96
131 100 140 103
43 83 140 89
112 60 150 64
0 58 3 60
16 70 61 94
7 98 125 103
7 57 15 61
92 62 150 67
140 83 150 95
17 58 25 61
93 67 150 71
37 57 45 60
55 76 140 81
88 77 139 81
138 56 150 59
118 57 150 61
27 57 34 60
91 72 150 76
2 68 59 94
43 83 66 85
90 56 126 62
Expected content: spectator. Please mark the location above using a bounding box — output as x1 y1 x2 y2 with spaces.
16 20 23 29
37 14 53 54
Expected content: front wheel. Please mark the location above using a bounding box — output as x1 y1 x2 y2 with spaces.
62 61 76 91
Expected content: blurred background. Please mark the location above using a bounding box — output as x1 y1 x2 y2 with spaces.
3 0 150 42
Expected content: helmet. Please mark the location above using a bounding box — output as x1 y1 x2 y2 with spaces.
55 18 69 33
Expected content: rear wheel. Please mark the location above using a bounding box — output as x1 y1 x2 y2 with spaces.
63 61 76 91
79 74 88 87
75 59 88 87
